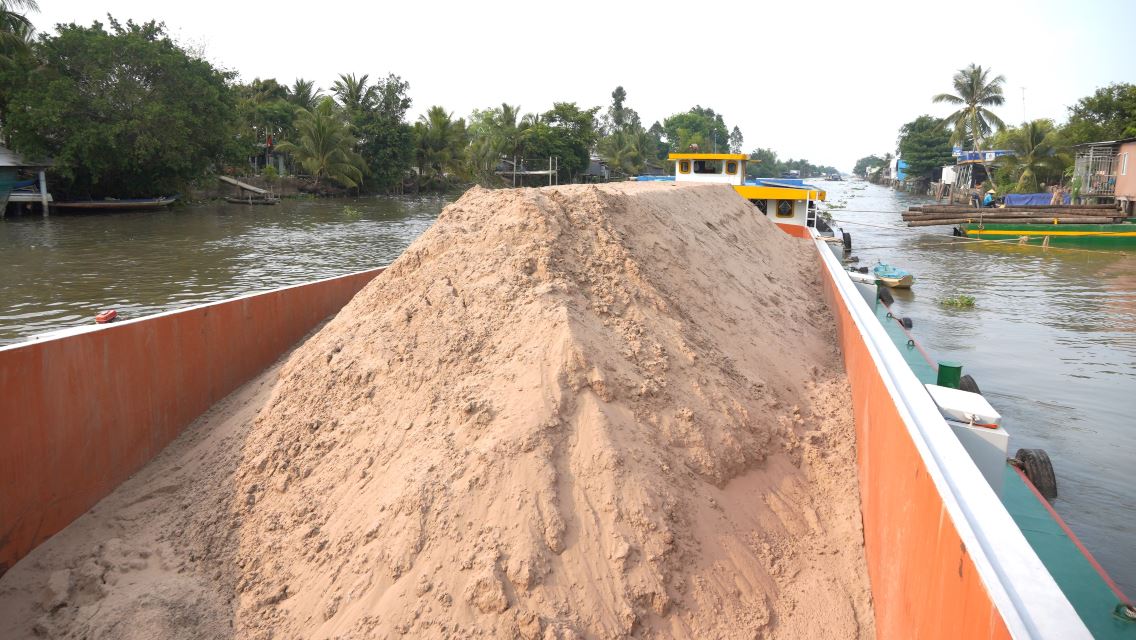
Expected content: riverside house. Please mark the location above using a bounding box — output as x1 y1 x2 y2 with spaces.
1072 137 1136 213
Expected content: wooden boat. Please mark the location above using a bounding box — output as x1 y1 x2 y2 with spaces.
225 195 279 205
53 196 178 212
957 220 1136 246
872 262 915 288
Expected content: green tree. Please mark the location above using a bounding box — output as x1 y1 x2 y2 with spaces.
933 63 1006 150
0 0 37 143
747 148 780 178
351 73 413 191
663 106 729 153
896 115 954 182
0 0 36 58
528 102 599 183
275 97 366 189
413 106 468 190
1062 83 1136 144
728 126 744 154
596 87 654 176
598 128 654 175
853 155 885 177
5 18 235 198
467 103 534 181
992 119 1067 193
288 78 322 112
331 73 378 115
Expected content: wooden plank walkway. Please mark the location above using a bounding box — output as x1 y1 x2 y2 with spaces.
219 175 268 195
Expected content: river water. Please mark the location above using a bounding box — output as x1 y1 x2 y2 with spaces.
1 186 1133 595
825 181 1136 597
0 196 448 343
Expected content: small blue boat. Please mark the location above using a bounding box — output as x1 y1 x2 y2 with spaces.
872 262 914 288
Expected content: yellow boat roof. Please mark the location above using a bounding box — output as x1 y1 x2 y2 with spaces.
668 153 748 161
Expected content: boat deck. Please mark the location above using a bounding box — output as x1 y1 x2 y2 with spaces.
862 270 1134 638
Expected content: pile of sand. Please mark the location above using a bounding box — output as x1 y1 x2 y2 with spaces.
0 182 874 639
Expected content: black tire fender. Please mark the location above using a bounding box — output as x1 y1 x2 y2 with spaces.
1015 448 1058 501
959 374 981 395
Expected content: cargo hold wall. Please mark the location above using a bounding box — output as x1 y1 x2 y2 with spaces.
0 267 384 575
812 239 1089 639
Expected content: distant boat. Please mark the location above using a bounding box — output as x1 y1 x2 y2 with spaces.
53 196 178 212
872 262 914 288
225 195 279 206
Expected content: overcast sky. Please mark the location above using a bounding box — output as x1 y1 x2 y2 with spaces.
28 0 1136 171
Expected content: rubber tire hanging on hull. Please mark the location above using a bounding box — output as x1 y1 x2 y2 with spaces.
959 374 981 395
877 287 894 306
1015 448 1058 501
842 231 852 252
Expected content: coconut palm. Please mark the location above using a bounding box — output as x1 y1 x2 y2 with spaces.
933 63 1006 150
467 103 538 179
288 78 323 112
999 120 1067 193
275 98 366 189
0 0 36 47
598 127 654 175
331 73 377 114
413 106 468 189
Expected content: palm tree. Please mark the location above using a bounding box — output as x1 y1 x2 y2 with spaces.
331 73 377 114
275 98 366 189
466 103 538 180
413 106 468 190
999 120 1067 193
0 0 37 55
933 63 1007 150
288 78 323 112
598 127 653 175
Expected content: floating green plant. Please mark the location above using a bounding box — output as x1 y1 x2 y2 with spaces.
342 205 361 218
939 295 976 308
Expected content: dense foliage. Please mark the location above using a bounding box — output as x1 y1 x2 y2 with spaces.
853 155 886 177
5 18 234 198
1062 83 1136 143
1 13 841 196
746 148 837 179
896 115 954 182
861 64 1134 193
662 106 730 154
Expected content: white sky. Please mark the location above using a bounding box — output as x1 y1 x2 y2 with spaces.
29 0 1136 171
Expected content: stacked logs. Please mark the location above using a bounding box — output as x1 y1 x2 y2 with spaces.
902 204 1124 227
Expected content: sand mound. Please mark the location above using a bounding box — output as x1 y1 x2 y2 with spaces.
0 182 874 639
234 183 872 638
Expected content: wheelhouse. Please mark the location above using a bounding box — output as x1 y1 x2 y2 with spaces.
666 152 828 237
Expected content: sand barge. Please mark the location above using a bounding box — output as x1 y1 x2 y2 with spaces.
0 182 873 638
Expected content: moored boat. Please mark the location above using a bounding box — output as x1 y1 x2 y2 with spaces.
53 196 178 212
957 220 1136 246
872 262 915 288
224 195 280 205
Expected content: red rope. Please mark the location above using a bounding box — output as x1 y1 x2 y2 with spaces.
1012 466 1132 606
